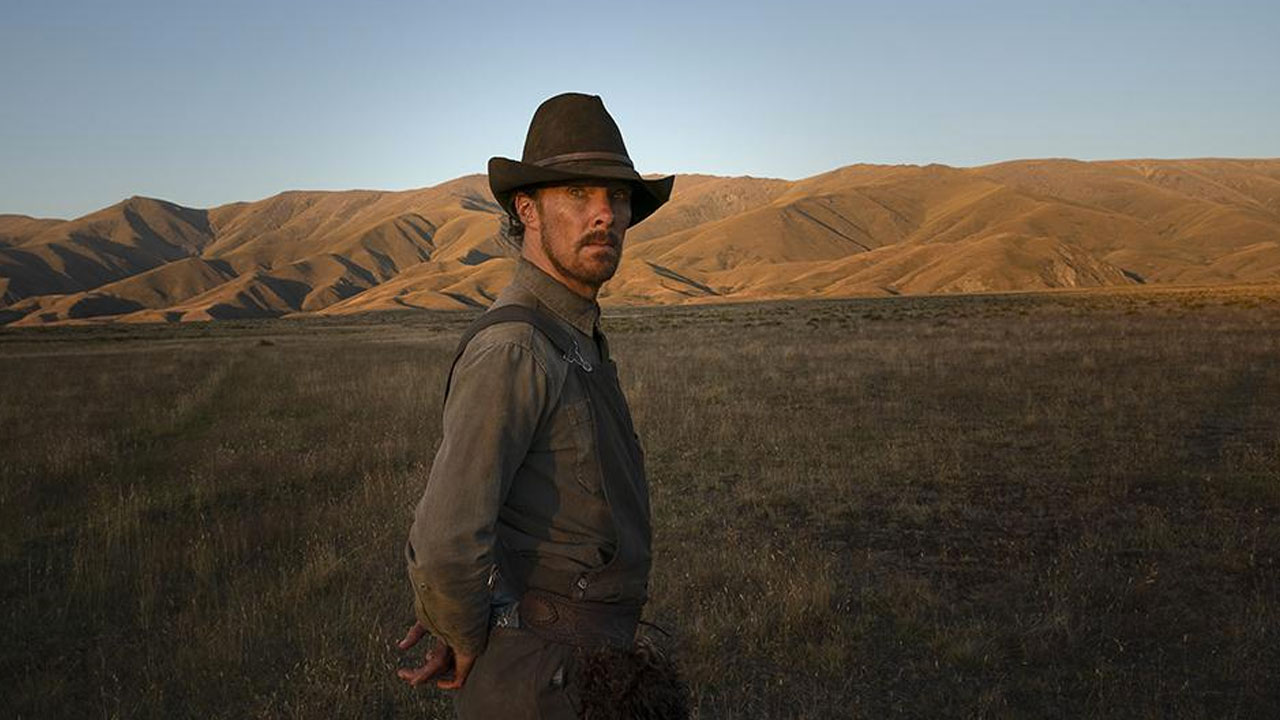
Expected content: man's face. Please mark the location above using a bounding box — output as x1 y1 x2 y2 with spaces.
521 181 633 295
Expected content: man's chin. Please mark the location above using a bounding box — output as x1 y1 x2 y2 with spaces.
584 265 619 285
573 263 618 287
579 248 620 280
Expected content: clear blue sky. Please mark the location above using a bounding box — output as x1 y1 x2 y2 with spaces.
3 0 1278 219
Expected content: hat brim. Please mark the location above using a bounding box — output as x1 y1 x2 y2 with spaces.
488 157 674 227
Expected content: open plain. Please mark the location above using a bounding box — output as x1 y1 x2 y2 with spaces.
3 284 1279 719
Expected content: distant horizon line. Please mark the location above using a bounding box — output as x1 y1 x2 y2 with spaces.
7 154 1279 222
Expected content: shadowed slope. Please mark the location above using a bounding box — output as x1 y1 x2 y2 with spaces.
0 176 507 324
7 258 239 325
0 197 215 305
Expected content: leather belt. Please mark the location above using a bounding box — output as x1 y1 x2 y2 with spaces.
517 588 641 649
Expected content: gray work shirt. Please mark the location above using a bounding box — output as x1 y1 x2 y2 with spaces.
405 258 620 656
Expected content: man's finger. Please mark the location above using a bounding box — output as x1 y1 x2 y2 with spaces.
421 644 453 679
437 652 476 690
397 643 455 688
397 664 432 686
397 657 447 687
397 622 427 650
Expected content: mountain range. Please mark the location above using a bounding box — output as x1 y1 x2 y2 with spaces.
3 158 1279 326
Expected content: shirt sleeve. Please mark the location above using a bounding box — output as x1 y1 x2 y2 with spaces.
404 331 549 656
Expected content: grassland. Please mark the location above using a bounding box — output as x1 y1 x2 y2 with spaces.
3 284 1279 719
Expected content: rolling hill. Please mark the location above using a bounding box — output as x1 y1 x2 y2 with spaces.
3 158 1279 326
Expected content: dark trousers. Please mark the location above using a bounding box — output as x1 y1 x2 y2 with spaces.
454 627 579 720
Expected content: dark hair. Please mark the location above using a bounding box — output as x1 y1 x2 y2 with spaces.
501 187 541 247
501 211 525 246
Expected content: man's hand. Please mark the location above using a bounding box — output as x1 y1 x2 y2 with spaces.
396 621 478 690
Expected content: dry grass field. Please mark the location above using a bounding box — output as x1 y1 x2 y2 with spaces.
3 284 1279 719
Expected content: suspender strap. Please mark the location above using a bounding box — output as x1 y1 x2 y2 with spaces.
443 304 587 407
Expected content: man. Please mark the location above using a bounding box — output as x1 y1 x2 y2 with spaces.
396 93 682 719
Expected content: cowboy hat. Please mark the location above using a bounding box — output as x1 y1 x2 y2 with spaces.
488 93 674 226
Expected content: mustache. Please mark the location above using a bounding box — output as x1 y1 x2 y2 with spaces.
580 230 622 247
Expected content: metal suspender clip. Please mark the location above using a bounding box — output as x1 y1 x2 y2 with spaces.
563 339 593 372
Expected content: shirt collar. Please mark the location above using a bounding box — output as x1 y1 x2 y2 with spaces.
514 258 601 338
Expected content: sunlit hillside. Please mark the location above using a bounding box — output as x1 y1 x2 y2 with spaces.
3 159 1279 326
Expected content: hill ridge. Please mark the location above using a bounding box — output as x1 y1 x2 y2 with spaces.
3 159 1279 325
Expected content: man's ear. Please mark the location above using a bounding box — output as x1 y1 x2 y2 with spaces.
514 190 539 230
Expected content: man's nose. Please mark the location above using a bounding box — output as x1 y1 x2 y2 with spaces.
588 190 615 227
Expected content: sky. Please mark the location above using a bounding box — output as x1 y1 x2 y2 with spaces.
2 0 1278 219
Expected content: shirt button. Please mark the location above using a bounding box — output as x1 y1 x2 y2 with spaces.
576 576 589 590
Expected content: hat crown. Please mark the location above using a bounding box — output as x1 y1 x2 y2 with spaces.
488 93 673 227
521 93 632 168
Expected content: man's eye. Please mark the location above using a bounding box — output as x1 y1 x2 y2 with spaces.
568 187 585 198
612 188 631 200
